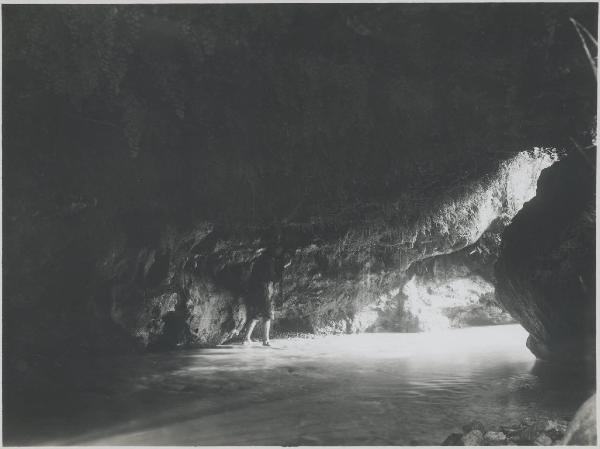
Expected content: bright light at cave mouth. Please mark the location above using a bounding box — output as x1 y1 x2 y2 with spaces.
402 275 496 331
388 149 558 334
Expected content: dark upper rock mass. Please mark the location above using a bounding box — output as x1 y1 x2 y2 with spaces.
495 149 595 363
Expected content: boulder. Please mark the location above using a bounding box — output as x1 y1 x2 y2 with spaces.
452 416 573 446
521 417 536 427
463 420 486 434
461 430 484 446
562 394 597 445
544 419 568 433
484 431 507 444
534 433 553 446
442 433 465 446
519 425 539 443
495 150 596 362
499 423 523 438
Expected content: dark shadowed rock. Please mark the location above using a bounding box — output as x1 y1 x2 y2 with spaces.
463 420 486 434
499 423 522 438
521 417 536 427
562 394 597 445
449 416 573 446
442 433 464 446
495 150 596 363
519 419 552 443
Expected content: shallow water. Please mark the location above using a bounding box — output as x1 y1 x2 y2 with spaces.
6 325 595 445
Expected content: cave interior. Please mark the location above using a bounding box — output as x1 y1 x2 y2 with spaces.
2 3 597 446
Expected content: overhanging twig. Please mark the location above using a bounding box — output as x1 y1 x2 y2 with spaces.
570 18 598 79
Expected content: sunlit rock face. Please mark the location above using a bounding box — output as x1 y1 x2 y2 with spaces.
495 150 595 363
354 151 554 333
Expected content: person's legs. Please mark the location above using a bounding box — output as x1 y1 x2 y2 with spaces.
262 318 271 346
244 318 259 344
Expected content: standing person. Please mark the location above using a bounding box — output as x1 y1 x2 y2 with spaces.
243 244 284 346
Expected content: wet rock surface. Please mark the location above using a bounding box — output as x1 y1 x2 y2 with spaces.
443 417 571 446
563 394 597 446
463 421 486 434
443 433 464 445
461 429 484 446
483 431 507 444
495 150 596 363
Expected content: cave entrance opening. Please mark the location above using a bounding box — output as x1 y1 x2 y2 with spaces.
400 273 513 332
366 235 520 334
363 150 560 335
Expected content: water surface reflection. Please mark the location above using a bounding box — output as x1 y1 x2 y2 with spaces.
5 325 595 445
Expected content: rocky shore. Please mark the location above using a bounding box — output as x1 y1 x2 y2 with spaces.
442 418 569 446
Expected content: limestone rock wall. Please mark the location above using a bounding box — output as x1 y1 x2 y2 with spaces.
3 149 556 391
99 150 554 346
